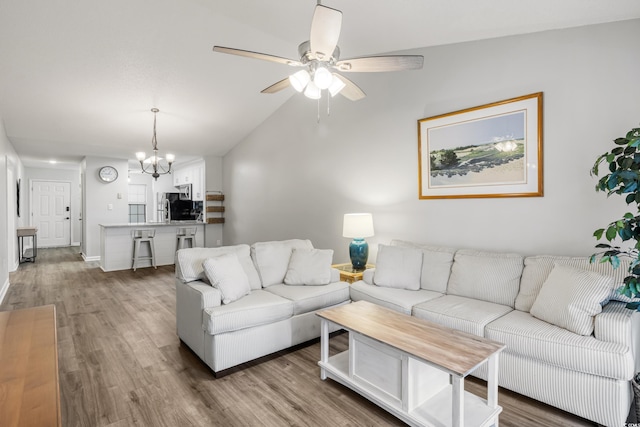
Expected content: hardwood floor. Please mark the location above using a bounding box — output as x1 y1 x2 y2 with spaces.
3 247 597 426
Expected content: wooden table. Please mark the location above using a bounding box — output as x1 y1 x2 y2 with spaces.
0 305 62 427
317 301 505 427
331 263 374 284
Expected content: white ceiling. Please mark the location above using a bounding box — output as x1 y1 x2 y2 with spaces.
1 0 639 168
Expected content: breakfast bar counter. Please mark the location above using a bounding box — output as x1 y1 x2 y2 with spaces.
99 221 205 272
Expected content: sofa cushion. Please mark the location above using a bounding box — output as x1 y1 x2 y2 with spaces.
412 295 512 337
265 282 350 315
516 254 631 312
530 264 613 336
391 240 455 293
251 239 314 287
284 248 333 286
373 244 422 290
447 249 523 308
349 281 443 315
202 254 251 305
486 310 634 381
203 290 293 335
176 245 262 290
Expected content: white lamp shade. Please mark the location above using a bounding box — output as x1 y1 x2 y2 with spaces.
314 66 332 90
328 74 346 97
343 213 374 238
136 152 146 161
304 81 321 99
289 70 310 92
165 153 175 163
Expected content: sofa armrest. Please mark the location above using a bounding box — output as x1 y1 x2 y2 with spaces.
595 302 640 370
363 268 375 285
176 279 222 359
331 268 340 283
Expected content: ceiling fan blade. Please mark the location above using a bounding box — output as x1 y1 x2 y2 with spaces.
213 46 302 67
261 78 291 94
309 5 342 61
334 75 366 101
335 55 424 72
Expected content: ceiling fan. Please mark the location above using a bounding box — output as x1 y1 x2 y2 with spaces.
213 2 424 101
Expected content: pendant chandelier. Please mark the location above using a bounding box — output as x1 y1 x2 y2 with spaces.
135 108 175 180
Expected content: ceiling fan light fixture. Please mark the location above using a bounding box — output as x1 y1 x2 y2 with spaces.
313 66 332 90
328 74 346 97
304 81 321 99
289 70 311 92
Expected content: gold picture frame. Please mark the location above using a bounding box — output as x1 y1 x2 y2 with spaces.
418 92 543 199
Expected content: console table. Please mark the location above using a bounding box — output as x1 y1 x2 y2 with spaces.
0 305 62 427
317 301 505 427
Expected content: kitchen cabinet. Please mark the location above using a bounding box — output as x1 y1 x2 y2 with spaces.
173 161 204 201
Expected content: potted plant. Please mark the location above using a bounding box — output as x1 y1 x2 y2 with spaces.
591 124 640 420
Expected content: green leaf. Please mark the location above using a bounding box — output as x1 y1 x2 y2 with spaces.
626 301 640 310
624 212 635 219
614 137 629 145
626 194 635 204
611 255 621 269
594 228 605 239
606 226 617 241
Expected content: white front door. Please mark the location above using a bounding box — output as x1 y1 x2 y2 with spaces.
32 180 71 247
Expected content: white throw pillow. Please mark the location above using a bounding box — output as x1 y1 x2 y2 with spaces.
373 244 422 290
251 239 314 287
530 264 613 336
284 248 334 285
202 254 251 304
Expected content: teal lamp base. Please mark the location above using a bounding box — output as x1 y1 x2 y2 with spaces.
349 238 369 270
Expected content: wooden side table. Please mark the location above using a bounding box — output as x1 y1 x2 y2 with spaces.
332 263 374 284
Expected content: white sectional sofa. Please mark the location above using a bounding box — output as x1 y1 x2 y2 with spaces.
175 239 350 375
350 239 640 426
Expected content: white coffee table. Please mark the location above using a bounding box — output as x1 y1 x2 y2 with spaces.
317 301 505 427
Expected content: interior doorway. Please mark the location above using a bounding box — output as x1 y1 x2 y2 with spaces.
31 180 71 247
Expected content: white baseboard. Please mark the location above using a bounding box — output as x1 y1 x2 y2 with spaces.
82 253 100 262
0 278 9 305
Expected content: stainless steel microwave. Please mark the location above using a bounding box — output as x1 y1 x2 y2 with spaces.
178 184 191 200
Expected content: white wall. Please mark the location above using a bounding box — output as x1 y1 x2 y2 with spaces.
25 166 81 246
0 117 25 301
82 156 129 260
223 19 640 263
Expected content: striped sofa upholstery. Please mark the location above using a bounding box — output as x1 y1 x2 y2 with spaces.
350 241 640 426
175 240 350 375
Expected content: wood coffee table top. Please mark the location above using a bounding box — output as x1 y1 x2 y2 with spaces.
317 300 505 376
0 305 61 427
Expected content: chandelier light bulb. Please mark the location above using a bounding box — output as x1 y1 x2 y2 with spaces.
328 74 346 97
136 152 146 161
165 153 175 164
289 70 310 92
304 81 321 99
314 66 332 90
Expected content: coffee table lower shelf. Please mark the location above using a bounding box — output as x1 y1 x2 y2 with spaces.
320 351 501 427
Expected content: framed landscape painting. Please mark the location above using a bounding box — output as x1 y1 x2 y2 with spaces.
418 92 543 199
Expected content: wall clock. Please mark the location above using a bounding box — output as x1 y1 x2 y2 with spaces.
99 166 118 183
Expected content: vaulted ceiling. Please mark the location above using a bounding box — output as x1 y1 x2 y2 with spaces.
1 0 639 168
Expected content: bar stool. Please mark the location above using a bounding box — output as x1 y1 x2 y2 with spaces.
176 227 197 250
132 229 156 271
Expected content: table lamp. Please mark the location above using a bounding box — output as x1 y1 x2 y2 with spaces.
343 213 374 270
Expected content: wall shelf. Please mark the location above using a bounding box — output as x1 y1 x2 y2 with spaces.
206 192 225 224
